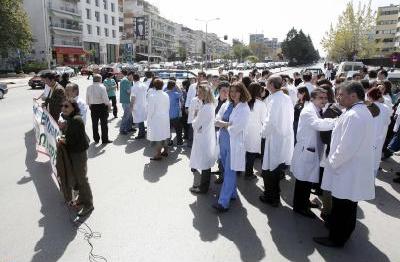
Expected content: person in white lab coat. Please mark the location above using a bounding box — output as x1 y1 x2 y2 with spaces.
259 76 294 207
189 84 217 194
146 78 170 160
185 72 207 146
244 82 267 180
379 81 394 109
282 75 297 106
366 87 391 175
291 88 336 218
314 81 375 248
213 82 251 212
130 73 148 139
303 72 315 95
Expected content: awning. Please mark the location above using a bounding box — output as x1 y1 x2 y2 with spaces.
54 47 88 55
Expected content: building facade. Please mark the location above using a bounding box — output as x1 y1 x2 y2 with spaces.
79 0 120 64
375 4 400 56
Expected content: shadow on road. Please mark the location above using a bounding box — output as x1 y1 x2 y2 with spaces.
87 142 105 159
23 129 77 262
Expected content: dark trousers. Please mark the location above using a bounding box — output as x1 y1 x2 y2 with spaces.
70 151 93 208
245 152 258 177
329 197 358 245
90 104 108 142
388 129 400 152
293 179 312 210
261 163 285 202
198 168 211 192
108 96 117 117
137 122 145 137
187 124 193 147
170 117 183 144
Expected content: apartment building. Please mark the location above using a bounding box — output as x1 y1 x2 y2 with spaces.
80 0 120 64
375 4 399 56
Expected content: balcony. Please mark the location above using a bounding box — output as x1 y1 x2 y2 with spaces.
51 23 82 33
53 40 83 48
49 3 81 17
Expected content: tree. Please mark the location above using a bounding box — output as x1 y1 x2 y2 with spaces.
232 41 253 62
321 1 377 61
0 0 33 54
249 43 270 61
281 28 319 65
178 46 187 61
245 55 259 63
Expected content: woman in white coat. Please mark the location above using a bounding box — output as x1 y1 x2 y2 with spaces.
189 84 217 194
366 87 391 176
130 73 148 138
146 78 170 160
244 82 267 180
214 82 251 212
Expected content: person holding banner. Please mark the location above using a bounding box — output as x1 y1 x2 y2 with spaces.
41 71 66 122
58 98 94 217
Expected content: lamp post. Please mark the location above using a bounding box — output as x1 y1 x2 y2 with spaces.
195 18 220 70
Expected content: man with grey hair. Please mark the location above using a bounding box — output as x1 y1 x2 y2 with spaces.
65 83 88 124
86 74 112 144
259 76 294 207
314 81 375 247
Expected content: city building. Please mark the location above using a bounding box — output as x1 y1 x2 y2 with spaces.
249 34 264 45
79 0 120 64
375 4 399 56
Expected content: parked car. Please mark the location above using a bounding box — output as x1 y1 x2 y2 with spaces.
149 69 197 89
301 67 324 76
28 69 49 89
0 82 8 99
54 66 75 77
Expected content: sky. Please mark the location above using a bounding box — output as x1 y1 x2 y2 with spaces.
147 0 396 56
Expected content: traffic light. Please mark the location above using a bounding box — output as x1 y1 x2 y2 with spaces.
224 35 228 40
202 41 206 55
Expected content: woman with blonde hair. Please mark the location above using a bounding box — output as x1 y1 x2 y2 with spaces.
189 84 217 194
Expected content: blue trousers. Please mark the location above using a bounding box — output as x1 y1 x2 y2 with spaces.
388 130 400 152
218 131 237 208
120 103 133 133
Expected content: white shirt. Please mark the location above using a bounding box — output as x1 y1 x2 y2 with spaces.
74 96 88 125
185 83 197 108
131 81 148 123
304 82 315 96
86 83 110 105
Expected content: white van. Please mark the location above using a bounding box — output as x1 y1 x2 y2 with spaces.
337 61 364 78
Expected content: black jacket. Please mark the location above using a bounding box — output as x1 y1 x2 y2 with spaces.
64 115 90 153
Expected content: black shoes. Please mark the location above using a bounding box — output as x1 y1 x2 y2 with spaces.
214 177 224 184
212 203 229 213
77 206 94 217
393 177 400 183
259 195 279 207
102 140 113 144
293 208 317 219
313 237 344 248
244 174 257 181
189 186 207 194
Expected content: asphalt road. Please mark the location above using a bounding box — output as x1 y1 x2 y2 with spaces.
0 68 400 262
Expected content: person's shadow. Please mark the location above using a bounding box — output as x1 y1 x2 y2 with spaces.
87 142 105 159
367 185 400 219
23 129 78 262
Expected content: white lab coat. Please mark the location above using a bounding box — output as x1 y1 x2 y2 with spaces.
373 102 391 171
217 102 251 171
304 82 315 96
245 99 267 153
190 103 217 170
291 102 335 183
286 84 298 106
146 90 170 141
262 90 294 171
131 81 147 123
185 83 197 108
187 97 203 124
321 103 375 202
383 94 393 109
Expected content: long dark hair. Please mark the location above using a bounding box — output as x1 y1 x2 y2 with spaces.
63 98 80 117
297 86 310 104
247 82 262 110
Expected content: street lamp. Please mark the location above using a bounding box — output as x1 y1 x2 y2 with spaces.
195 18 220 70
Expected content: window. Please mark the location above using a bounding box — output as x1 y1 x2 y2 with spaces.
104 14 108 24
95 11 100 22
111 3 115 12
103 0 108 9
87 24 92 34
86 0 90 3
111 16 115 25
86 8 91 19
96 26 101 35
95 0 99 7
104 28 109 37
119 26 123 33
112 30 116 38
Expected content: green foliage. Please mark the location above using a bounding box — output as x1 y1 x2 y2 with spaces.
321 1 377 61
245 55 259 63
281 28 320 65
22 61 48 74
178 46 187 61
232 41 253 62
0 0 33 54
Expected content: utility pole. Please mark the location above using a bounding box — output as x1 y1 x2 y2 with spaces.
196 18 220 71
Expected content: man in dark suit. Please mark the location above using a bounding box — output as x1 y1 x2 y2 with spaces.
41 71 66 122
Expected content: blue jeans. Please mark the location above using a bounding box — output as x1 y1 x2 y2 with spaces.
218 130 237 208
120 103 133 133
388 130 400 152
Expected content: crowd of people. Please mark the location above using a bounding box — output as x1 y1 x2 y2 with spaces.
36 65 400 248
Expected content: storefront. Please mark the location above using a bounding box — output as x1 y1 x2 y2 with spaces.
53 47 88 66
